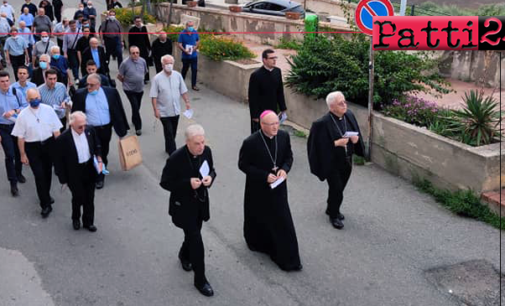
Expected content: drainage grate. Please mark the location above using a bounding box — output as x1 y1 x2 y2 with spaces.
425 260 505 306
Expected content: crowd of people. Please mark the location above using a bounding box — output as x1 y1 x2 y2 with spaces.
0 0 366 298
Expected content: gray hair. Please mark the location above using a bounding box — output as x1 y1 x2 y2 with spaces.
161 54 174 64
69 111 87 124
326 91 345 108
87 73 101 85
185 124 205 140
50 45 60 53
39 54 50 61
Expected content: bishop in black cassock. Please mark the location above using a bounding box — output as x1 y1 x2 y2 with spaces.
307 91 365 229
160 124 216 297
238 110 302 272
248 49 287 134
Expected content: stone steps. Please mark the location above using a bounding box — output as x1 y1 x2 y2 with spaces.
481 189 505 215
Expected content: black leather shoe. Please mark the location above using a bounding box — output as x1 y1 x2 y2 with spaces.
41 206 52 218
73 220 81 230
330 217 344 229
337 213 345 220
179 257 192 272
17 174 26 184
10 183 18 197
293 264 303 271
49 197 55 204
194 281 214 297
83 225 97 232
96 180 104 189
136 130 142 136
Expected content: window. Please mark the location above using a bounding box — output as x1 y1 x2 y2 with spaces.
267 3 286 11
252 2 269 9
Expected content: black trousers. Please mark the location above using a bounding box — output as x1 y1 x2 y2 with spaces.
59 117 67 133
160 115 179 154
250 120 260 134
10 54 26 81
181 57 198 87
25 137 55 208
326 162 352 218
0 124 22 184
124 90 143 131
179 218 206 284
103 36 123 70
67 49 79 80
93 124 112 182
69 160 96 226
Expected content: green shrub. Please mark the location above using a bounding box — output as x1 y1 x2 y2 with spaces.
382 96 440 127
286 34 450 108
199 36 255 61
115 8 156 26
448 90 502 146
163 25 184 42
276 37 302 51
414 179 503 230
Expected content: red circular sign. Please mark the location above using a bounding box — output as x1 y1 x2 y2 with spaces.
355 0 395 36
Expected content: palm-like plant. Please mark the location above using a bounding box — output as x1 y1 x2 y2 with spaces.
451 90 502 146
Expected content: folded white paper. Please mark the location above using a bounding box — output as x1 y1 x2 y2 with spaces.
199 160 209 178
343 131 359 137
270 177 285 189
183 109 194 119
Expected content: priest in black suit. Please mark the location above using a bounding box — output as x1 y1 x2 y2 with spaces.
80 38 109 77
307 91 365 230
71 73 129 189
248 49 287 134
160 124 216 297
238 110 302 272
55 111 102 232
128 16 151 82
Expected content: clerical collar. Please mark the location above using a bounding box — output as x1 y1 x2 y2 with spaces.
330 111 344 120
261 130 275 139
263 66 274 72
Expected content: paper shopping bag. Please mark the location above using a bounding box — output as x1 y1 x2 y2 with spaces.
118 135 142 171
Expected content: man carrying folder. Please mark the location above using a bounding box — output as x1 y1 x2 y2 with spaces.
307 91 365 230
55 111 102 232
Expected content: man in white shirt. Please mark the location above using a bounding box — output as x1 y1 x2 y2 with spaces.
55 111 102 232
11 87 62 217
0 0 14 23
150 55 191 155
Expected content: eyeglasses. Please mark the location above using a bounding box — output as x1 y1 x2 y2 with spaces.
87 83 98 87
76 125 85 129
131 52 139 54
263 122 280 126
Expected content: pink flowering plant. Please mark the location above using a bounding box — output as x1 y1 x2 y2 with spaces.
382 96 440 127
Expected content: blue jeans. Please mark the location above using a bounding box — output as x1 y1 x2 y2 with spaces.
181 57 198 87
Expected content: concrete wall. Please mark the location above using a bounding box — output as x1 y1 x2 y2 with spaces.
156 3 351 45
304 0 356 20
285 90 504 194
172 42 262 102
440 50 505 88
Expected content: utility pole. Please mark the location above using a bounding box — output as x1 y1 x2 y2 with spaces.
400 0 407 16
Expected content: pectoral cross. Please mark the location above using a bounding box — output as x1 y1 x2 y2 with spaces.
272 165 278 173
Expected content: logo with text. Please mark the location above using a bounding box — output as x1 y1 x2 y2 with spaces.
372 16 505 50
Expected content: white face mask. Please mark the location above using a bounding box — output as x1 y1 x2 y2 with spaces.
41 37 49 42
88 5 92 8
109 16 115 20
164 64 173 73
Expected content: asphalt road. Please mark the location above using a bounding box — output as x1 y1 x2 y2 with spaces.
0 1 504 305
